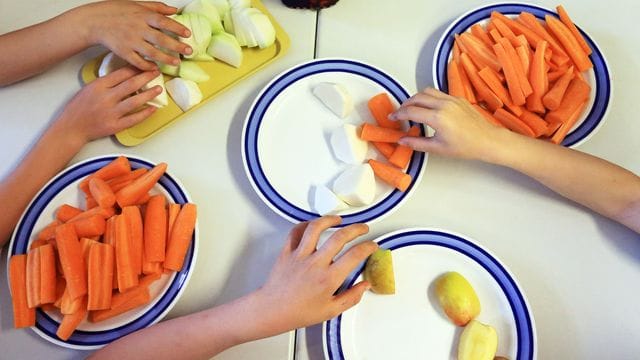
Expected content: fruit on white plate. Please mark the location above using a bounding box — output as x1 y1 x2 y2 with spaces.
311 184 348 215
363 249 395 294
207 31 243 67
97 52 127 77
332 164 376 206
312 82 354 118
330 124 368 164
182 0 224 34
457 320 498 360
178 61 210 83
166 78 203 111
434 271 481 326
141 73 169 108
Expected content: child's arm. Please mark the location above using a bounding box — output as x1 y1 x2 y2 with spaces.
392 88 640 233
0 67 161 246
0 1 191 86
90 216 377 360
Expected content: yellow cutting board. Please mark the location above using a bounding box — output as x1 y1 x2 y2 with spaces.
80 0 290 146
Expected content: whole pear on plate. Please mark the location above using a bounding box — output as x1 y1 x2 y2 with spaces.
434 271 480 326
457 320 498 360
363 249 395 294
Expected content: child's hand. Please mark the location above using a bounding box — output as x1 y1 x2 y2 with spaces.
390 88 507 161
256 216 378 332
77 1 192 71
55 67 162 145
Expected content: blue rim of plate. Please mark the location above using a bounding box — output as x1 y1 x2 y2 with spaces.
432 2 611 148
7 155 197 349
242 58 427 227
323 229 536 360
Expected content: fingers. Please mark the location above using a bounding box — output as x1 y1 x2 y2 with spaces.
331 281 371 316
99 67 140 87
144 30 192 58
315 223 369 263
137 1 179 15
421 87 451 99
116 85 162 114
117 105 157 131
295 216 342 257
112 70 160 97
398 135 442 153
147 12 191 38
282 221 310 256
391 105 439 128
400 92 447 110
330 241 378 280
121 50 158 71
138 40 181 66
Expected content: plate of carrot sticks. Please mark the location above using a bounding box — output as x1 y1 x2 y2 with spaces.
433 3 611 147
242 58 427 227
7 155 198 349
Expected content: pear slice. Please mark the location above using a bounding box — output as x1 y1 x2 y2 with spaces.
363 249 395 294
434 271 481 326
458 320 498 360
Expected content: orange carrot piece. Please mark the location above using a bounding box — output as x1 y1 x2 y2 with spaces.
123 206 143 275
89 177 116 209
56 204 83 223
519 110 549 137
459 32 502 72
491 14 519 46
460 53 503 111
37 220 61 241
545 15 592 72
87 243 114 311
26 248 41 309
116 163 167 208
518 12 570 66
527 40 549 113
9 255 36 328
89 286 151 323
39 243 57 304
71 214 106 238
453 41 461 62
368 159 412 192
115 215 139 292
67 206 116 223
470 23 494 48
550 100 588 144
360 123 408 143
492 11 544 50
494 42 525 106
139 273 162 288
493 108 535 137
107 168 147 188
367 93 401 130
144 195 167 263
164 203 197 272
516 45 530 75
388 126 421 169
447 59 466 99
457 58 478 104
372 142 396 159
488 28 503 44
472 105 504 127
556 5 591 55
477 66 512 106
543 66 575 111
52 276 66 308
29 238 49 250
60 285 83 314
56 223 87 300
167 203 181 242
104 217 119 290
56 297 87 341
498 37 532 97
545 78 591 124
545 119 564 137
79 156 131 195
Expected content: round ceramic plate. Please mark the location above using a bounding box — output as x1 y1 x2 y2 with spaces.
242 58 427 227
7 155 198 350
432 2 611 147
323 228 536 360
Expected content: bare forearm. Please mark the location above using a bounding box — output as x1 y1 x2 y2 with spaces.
487 130 640 232
0 121 85 246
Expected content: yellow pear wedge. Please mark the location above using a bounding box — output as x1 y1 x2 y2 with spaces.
363 249 395 294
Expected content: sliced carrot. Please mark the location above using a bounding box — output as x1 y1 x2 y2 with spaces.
89 177 116 209
116 163 167 208
39 243 57 304
388 126 421 169
164 203 197 272
459 53 503 111
9 255 36 328
447 59 466 99
56 204 83 223
556 5 591 55
56 297 87 341
543 66 575 111
545 78 591 124
372 141 396 159
139 273 162 288
519 110 549 137
144 195 167 263
458 32 501 72
55 223 87 300
89 286 151 323
71 214 106 238
26 248 41 309
87 243 115 311
493 42 525 106
472 105 504 127
491 14 519 46
167 203 181 243
493 108 535 137
488 28 503 44
115 214 139 292
104 216 119 290
368 159 412 192
545 15 592 72
492 11 543 50
516 45 530 75
518 12 571 66
67 206 116 223
53 276 66 308
123 206 143 275
527 40 549 114
60 285 83 314
37 220 60 241
453 41 461 62
29 238 49 250
550 100 588 144
360 123 408 143
367 93 401 130
79 156 131 195
477 66 512 106
470 23 494 48
498 37 533 97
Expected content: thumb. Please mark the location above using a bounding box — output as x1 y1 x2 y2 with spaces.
333 281 370 313
398 135 442 154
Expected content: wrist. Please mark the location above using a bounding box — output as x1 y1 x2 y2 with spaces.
477 126 517 166
62 3 98 48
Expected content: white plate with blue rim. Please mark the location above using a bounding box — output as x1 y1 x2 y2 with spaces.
432 2 611 148
7 155 198 350
242 58 427 227
323 228 536 360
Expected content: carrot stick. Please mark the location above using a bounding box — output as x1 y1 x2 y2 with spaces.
519 110 549 137
550 100 588 144
470 23 494 48
368 159 412 192
388 126 421 169
164 203 197 271
60 286 83 314
545 15 592 72
144 195 167 263
360 123 409 143
116 163 167 208
56 204 83 223
477 66 512 106
542 66 575 111
459 53 503 111
518 12 571 66
56 297 87 341
491 14 519 46
79 156 131 195
516 45 530 75
367 93 401 130
39 243 57 304
372 141 396 159
556 5 591 55
29 238 49 250
71 214 106 238
123 206 143 275
498 37 533 97
492 11 544 49
447 59 466 99
53 276 66 309
527 40 549 113
472 105 504 127
167 203 181 243
104 216 119 290
139 273 162 288
26 248 41 308
545 78 591 125
488 28 503 44
493 42 525 106
67 206 115 223
107 168 147 187
453 41 461 62
87 243 114 311
55 223 87 300
37 220 60 241
545 119 564 137
493 108 535 137
115 214 139 292
89 177 116 209
89 286 151 323
9 255 35 328
459 32 502 72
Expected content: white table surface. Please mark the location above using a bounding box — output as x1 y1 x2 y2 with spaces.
1 0 639 359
